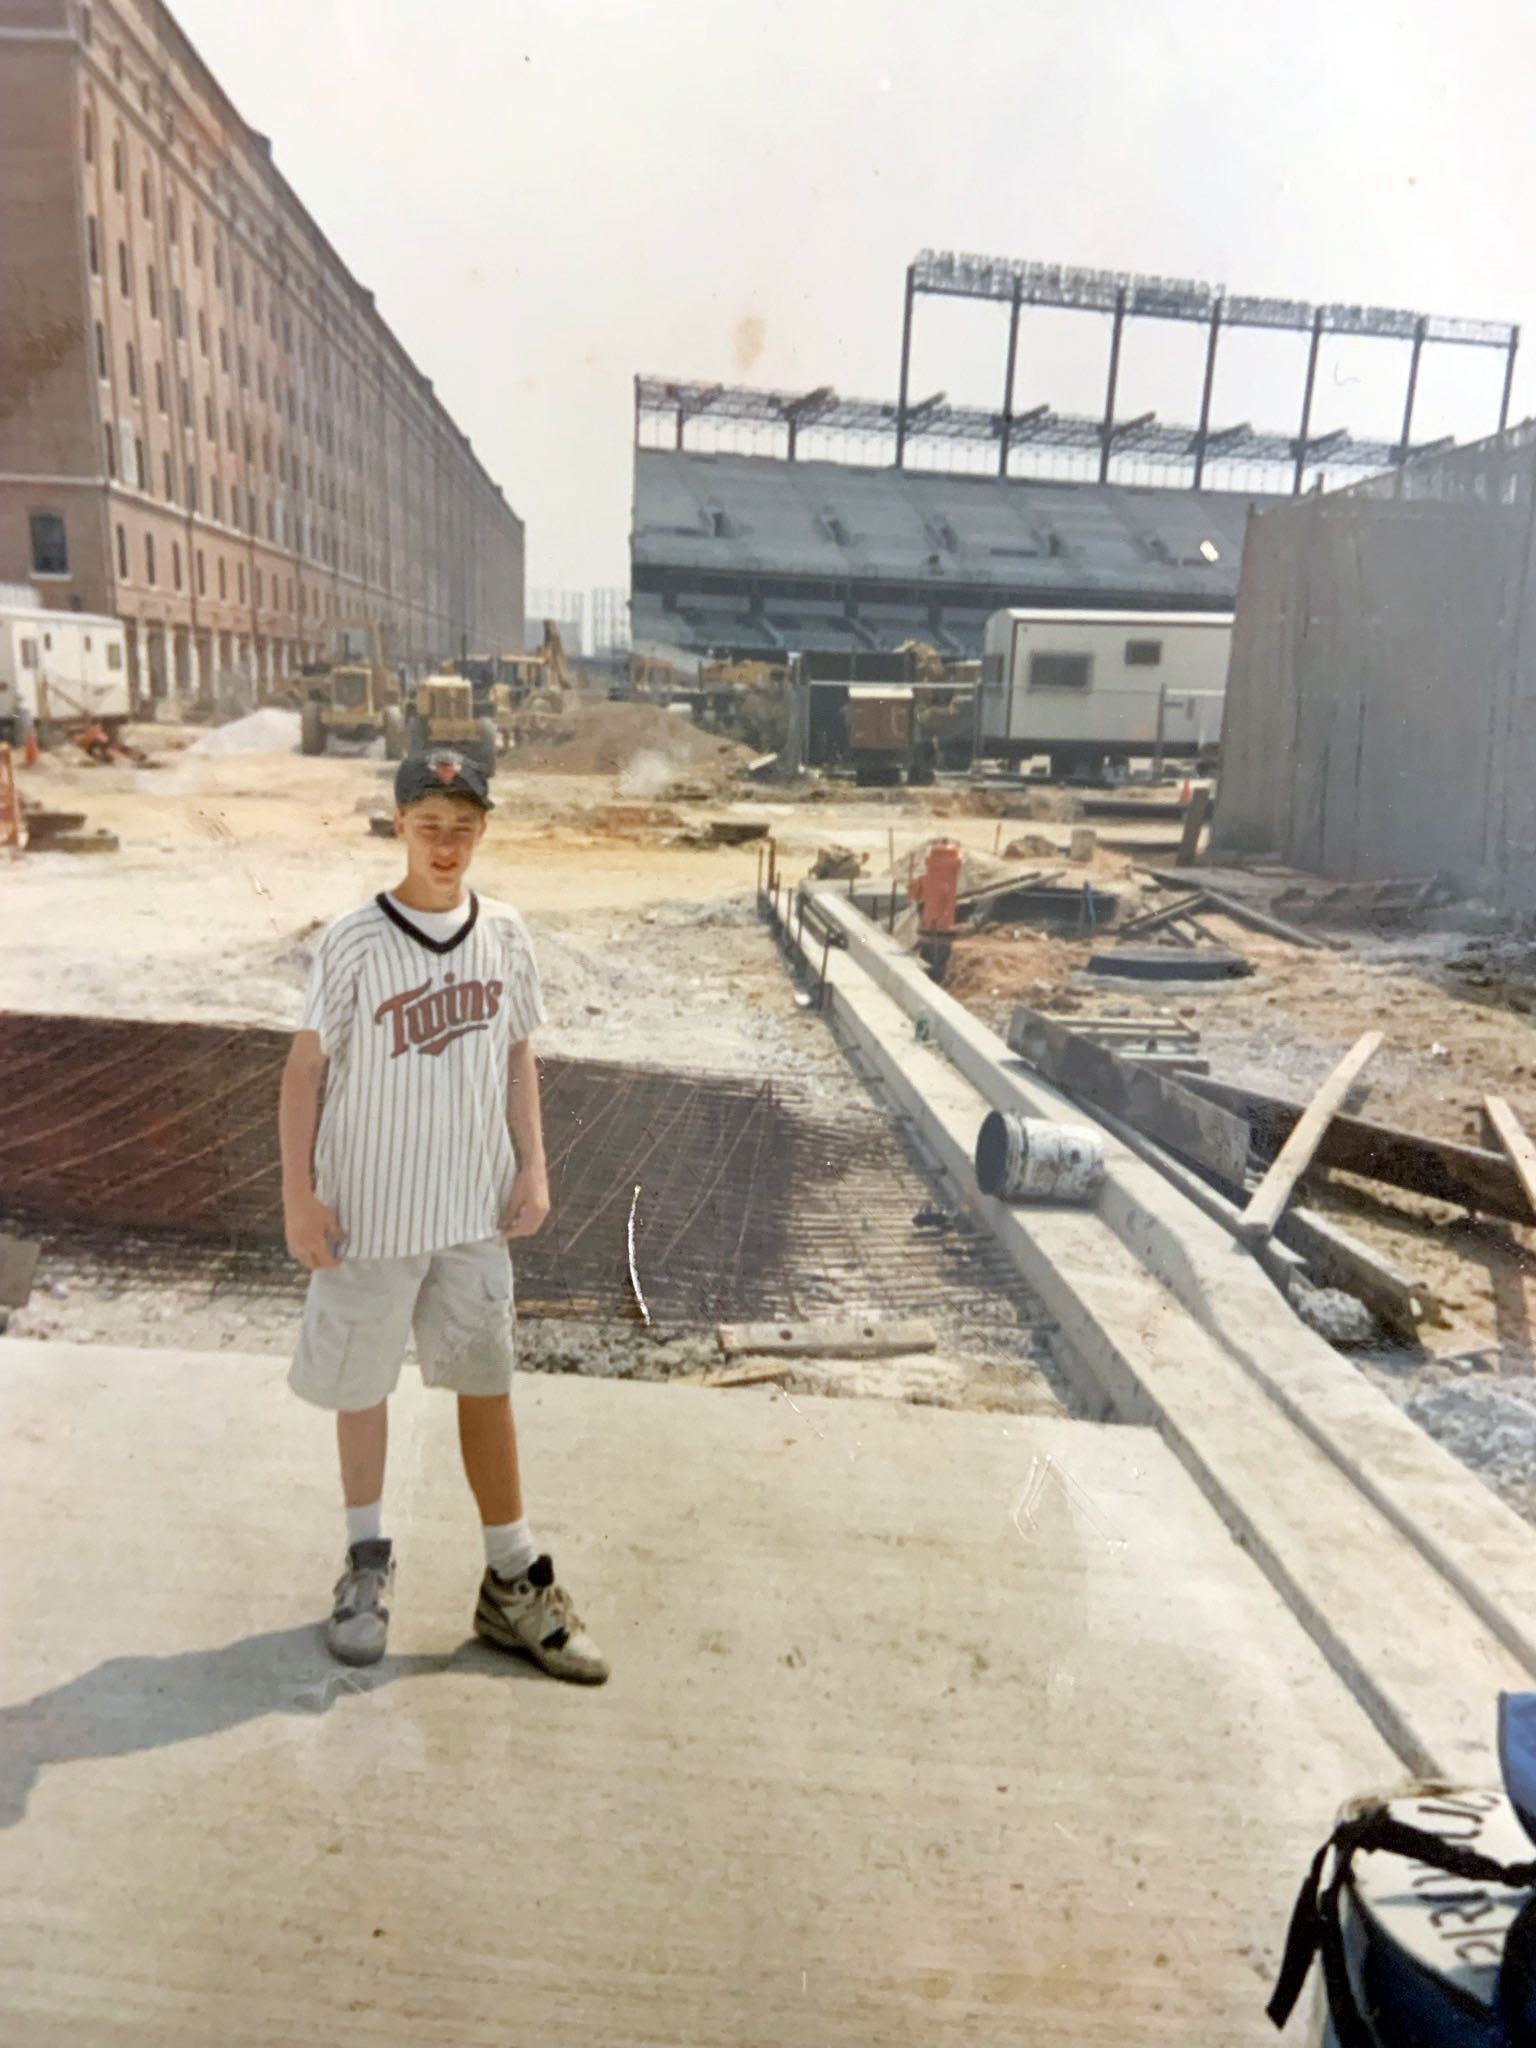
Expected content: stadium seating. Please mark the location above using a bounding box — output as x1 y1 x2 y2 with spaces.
632 449 1274 656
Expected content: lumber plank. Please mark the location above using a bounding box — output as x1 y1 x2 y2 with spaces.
1092 1104 1431 1339
0 1233 40 1310
1145 870 1342 951
1482 1096 1536 1215
715 1317 937 1359
1176 786 1212 866
1274 1206 1436 1344
1085 1101 1309 1304
1181 1075 1536 1225
1117 892 1210 937
954 867 1062 905
1007 1005 1250 1183
1238 1033 1384 1242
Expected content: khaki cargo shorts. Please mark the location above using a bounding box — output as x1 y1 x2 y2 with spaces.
289 1236 516 1412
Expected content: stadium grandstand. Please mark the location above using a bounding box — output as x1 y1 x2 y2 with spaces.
630 252 1519 664
632 448 1263 660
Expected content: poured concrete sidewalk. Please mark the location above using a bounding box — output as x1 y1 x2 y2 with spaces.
0 1340 1397 2045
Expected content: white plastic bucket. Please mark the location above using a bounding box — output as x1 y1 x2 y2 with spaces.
975 1111 1105 1204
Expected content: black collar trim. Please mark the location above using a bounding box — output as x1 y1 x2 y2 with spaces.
376 889 480 956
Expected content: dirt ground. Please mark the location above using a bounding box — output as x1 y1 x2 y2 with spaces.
0 719 1059 1410
11 719 1536 1514
944 867 1536 1522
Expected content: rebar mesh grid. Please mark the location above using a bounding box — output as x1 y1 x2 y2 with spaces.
0 1013 1049 1355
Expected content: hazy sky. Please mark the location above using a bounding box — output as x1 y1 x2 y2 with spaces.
174 0 1536 599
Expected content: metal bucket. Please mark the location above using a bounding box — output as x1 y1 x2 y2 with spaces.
974 1111 1105 1204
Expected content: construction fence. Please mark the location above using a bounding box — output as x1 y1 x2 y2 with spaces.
1212 420 1536 910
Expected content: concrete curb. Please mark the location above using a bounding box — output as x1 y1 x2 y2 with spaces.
774 883 1536 1774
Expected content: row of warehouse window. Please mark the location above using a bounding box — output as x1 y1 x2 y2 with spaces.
85 144 387 431
98 421 378 584
86 227 333 449
83 160 441 481
34 503 423 633
104 522 336 617
80 68 446 472
94 328 343 511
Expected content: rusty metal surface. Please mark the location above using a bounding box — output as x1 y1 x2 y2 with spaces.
0 1012 1046 1345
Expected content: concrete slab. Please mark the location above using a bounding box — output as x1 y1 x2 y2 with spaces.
0 1341 1398 2045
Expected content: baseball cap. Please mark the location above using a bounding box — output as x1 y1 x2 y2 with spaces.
394 748 493 810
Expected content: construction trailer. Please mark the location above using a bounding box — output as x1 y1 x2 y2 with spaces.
0 596 129 745
977 608 1232 777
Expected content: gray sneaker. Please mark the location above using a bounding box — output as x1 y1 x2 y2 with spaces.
325 1538 395 1666
474 1554 609 1684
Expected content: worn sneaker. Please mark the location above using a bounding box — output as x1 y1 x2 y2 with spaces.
325 1538 395 1666
474 1554 609 1684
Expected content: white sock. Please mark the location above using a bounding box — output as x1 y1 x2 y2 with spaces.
484 1518 537 1579
346 1500 384 1549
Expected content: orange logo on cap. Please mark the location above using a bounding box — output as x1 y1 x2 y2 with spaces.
433 758 459 785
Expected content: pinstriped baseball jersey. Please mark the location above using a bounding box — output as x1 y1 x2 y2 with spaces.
299 890 545 1260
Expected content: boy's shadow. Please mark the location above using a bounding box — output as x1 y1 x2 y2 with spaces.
0 1626 537 1828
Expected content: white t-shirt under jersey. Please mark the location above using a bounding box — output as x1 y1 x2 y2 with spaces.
299 889 545 1261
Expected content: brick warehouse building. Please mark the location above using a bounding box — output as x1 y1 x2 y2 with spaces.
0 0 524 709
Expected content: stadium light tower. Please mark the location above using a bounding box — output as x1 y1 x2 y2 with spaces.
896 251 1520 493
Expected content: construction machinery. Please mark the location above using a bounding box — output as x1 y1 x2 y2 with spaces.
407 670 504 775
845 685 938 787
299 625 405 757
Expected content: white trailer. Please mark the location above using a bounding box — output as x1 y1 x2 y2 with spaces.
978 608 1232 776
0 598 130 745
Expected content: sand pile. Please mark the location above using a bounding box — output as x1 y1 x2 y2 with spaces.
186 708 302 756
515 700 752 781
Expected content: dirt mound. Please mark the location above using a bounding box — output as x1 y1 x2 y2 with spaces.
872 838 1028 895
515 701 752 782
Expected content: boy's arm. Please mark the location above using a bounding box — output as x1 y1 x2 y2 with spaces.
279 1031 344 1268
500 1037 550 1239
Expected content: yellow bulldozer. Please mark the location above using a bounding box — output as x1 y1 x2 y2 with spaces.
299 625 405 757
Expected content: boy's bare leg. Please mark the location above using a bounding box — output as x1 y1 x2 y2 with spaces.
457 1392 524 1526
337 1400 388 1507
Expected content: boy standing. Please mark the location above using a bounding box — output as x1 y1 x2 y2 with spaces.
278 747 607 1684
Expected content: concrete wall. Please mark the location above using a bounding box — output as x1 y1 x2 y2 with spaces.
1212 426 1536 909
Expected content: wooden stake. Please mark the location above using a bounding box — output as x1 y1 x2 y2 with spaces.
1237 1031 1384 1242
1483 1095 1536 1214
1176 785 1212 867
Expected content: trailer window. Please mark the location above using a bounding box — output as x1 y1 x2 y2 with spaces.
19 639 38 669
106 644 123 670
1125 639 1163 667
1028 652 1092 691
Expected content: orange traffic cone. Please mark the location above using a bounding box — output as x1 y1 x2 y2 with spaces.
23 727 40 767
1179 777 1191 804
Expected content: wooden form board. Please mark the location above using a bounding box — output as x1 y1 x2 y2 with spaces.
1237 1033 1384 1243
1007 1006 1249 1185
1483 1096 1536 1215
716 1318 938 1360
1183 1075 1536 1226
